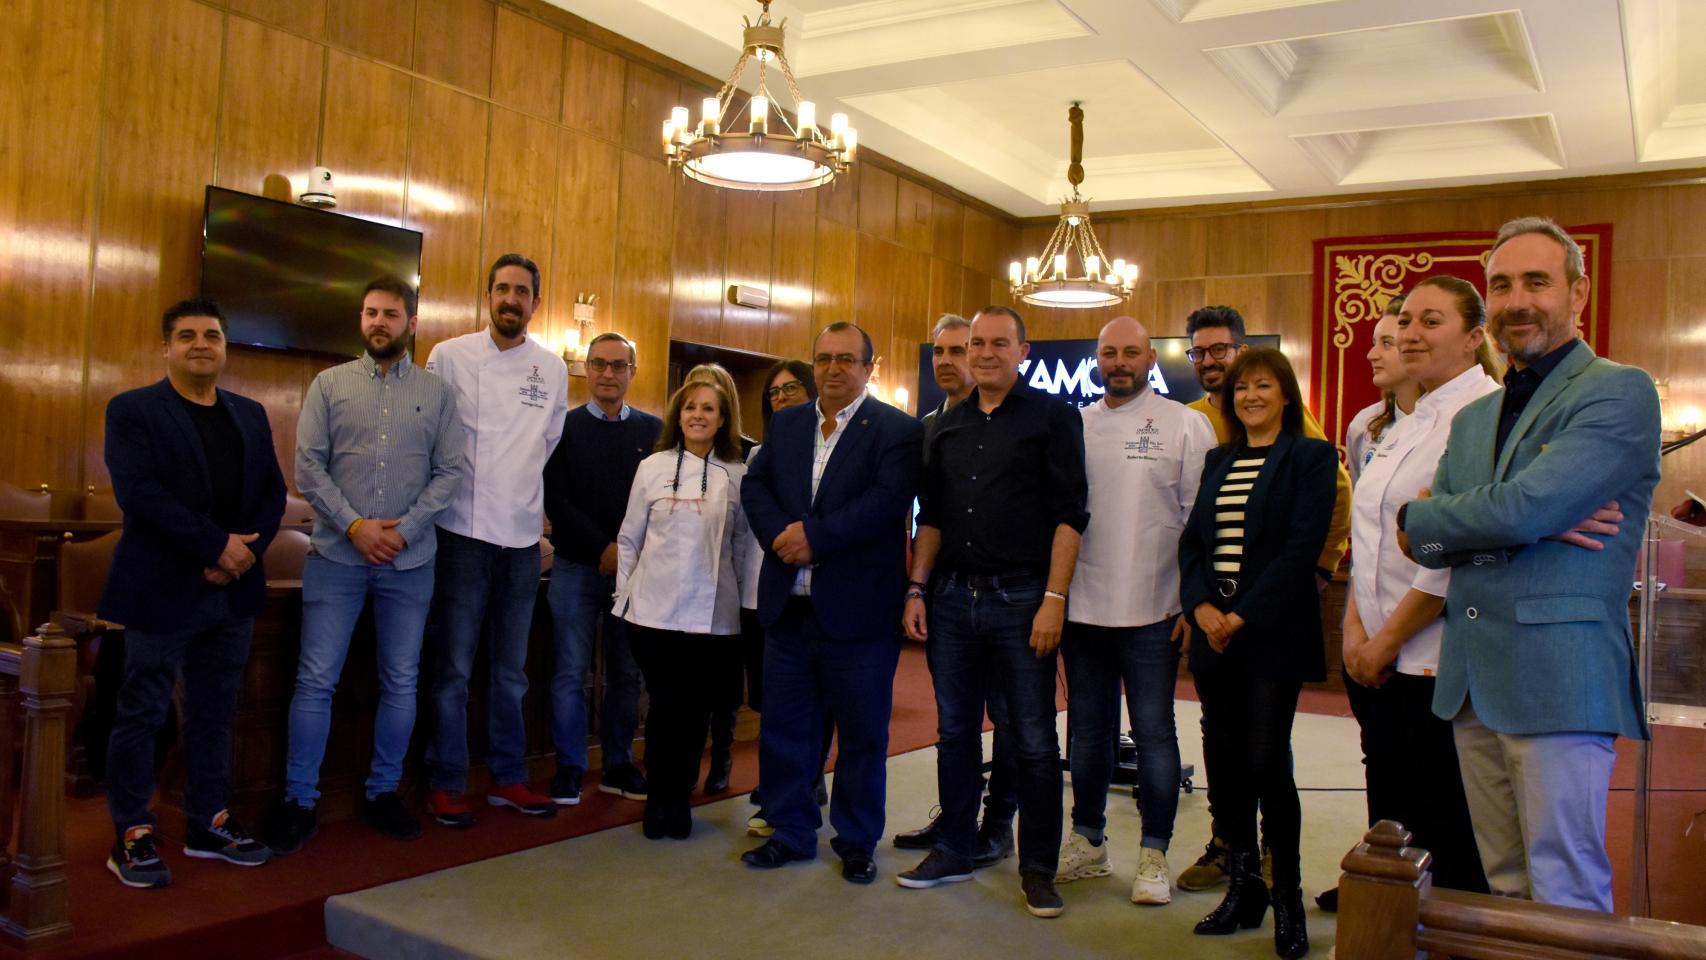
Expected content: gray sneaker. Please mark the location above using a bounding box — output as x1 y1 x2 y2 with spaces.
184 809 272 866
108 826 171 889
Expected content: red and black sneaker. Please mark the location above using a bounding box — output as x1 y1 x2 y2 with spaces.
428 790 476 828
486 782 556 817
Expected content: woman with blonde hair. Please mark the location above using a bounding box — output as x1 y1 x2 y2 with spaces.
614 374 748 839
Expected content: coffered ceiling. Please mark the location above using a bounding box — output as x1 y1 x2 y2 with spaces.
545 0 1706 216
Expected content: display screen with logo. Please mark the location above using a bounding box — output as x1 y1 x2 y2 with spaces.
913 334 1281 414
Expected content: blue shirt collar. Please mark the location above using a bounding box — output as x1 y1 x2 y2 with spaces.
586 400 631 421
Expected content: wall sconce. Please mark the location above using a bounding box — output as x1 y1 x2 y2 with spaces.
564 294 597 377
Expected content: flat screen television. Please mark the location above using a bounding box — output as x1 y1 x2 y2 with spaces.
200 186 424 357
913 334 1281 414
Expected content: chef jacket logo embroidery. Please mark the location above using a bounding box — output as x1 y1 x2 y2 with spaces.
518 383 550 408
527 365 545 384
1124 419 1166 458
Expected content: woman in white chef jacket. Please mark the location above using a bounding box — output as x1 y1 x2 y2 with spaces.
1344 295 1420 484
1342 274 1501 893
614 376 748 840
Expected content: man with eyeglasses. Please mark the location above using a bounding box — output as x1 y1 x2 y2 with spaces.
1175 305 1353 896
542 332 660 806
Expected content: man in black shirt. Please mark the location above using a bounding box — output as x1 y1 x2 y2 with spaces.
100 299 287 888
542 333 661 805
897 306 1089 918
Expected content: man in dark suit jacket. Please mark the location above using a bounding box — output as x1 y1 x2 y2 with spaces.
100 299 286 889
739 322 923 883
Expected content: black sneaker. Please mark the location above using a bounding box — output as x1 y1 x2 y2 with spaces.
550 767 583 806
599 763 648 800
893 806 942 850
895 849 975 889
972 816 1015 867
185 809 271 866
263 799 318 856
362 792 423 840
107 826 170 889
1021 871 1065 918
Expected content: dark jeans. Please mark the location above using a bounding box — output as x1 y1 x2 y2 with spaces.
1063 617 1180 850
424 528 540 792
546 558 643 772
927 573 1061 876
1194 665 1303 890
628 623 733 813
1349 672 1487 893
759 598 900 857
107 589 253 834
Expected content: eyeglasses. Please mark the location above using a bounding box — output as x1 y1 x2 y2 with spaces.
766 381 806 400
1185 342 1243 364
813 353 861 369
586 358 632 374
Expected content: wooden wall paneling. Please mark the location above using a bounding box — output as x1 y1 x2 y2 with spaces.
328 0 416 67
562 37 624 142
1667 185 1706 259
959 270 988 318
405 80 490 356
858 165 898 243
0 0 105 489
987 218 1022 280
668 178 727 347
1155 280 1208 336
890 247 930 405
1139 218 1209 281
767 191 816 361
1612 259 1670 380
83 0 225 488
720 193 774 354
620 63 679 158
220 346 314 489
1261 208 1327 275
961 206 995 275
320 52 412 224
1205 213 1268 277
928 258 967 321
853 235 896 357
482 106 560 336
1266 274 1314 395
215 18 324 198
1203 276 1272 331
549 128 620 351
931 195 964 266
812 218 857 327
226 0 325 37
896 177 934 254
491 6 564 121
817 162 858 228
613 152 675 413
413 0 494 96
1550 188 1669 262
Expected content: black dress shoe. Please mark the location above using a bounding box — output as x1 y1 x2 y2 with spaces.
893 808 941 850
842 851 877 884
742 838 812 868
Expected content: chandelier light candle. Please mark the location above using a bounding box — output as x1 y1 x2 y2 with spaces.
1010 103 1139 309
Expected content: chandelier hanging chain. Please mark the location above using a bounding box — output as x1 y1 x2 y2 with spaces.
1067 101 1086 198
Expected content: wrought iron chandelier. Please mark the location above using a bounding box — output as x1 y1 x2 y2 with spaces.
662 0 856 192
1009 103 1137 308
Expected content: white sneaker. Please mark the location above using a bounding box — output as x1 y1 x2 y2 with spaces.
1130 847 1172 904
1055 832 1112 883
746 815 774 838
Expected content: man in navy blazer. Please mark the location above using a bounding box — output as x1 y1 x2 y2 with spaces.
739 322 923 883
1401 218 1661 911
100 299 286 889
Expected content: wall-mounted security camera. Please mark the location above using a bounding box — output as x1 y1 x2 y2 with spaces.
300 166 337 207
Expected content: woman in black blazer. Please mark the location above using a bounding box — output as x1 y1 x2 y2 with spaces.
1179 347 1337 960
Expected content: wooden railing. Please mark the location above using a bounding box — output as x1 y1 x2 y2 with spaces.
0 622 77 946
1336 820 1706 960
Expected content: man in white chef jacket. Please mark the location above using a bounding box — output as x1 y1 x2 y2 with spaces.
1055 316 1214 905
421 253 569 827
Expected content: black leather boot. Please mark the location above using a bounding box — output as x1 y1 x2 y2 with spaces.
1194 850 1270 935
706 708 735 794
1271 885 1309 958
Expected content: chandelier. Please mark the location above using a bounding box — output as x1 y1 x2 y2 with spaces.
661 0 856 192
1009 104 1137 308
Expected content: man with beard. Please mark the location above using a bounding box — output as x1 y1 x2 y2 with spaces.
1055 317 1213 905
267 276 464 853
1399 217 1660 910
423 254 569 826
1175 305 1352 893
892 313 1018 869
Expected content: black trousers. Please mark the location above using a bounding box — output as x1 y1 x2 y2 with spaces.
629 624 736 812
1347 672 1487 893
1194 665 1302 890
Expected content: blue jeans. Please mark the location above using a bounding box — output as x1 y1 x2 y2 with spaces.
107 589 252 833
285 554 434 804
1062 617 1180 850
546 558 642 772
425 528 540 792
926 573 1062 876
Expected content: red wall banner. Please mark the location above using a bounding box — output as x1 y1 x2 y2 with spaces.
1309 224 1614 453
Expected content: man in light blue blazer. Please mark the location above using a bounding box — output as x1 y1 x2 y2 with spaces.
1400 217 1661 911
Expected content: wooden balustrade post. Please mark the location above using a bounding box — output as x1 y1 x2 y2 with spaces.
1335 820 1431 960
1 622 75 945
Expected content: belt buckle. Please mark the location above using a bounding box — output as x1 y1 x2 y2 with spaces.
1215 578 1238 598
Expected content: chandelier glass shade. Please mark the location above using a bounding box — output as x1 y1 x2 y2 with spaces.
662 1 856 192
1009 104 1137 309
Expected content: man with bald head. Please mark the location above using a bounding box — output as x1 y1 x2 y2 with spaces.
1055 316 1215 905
